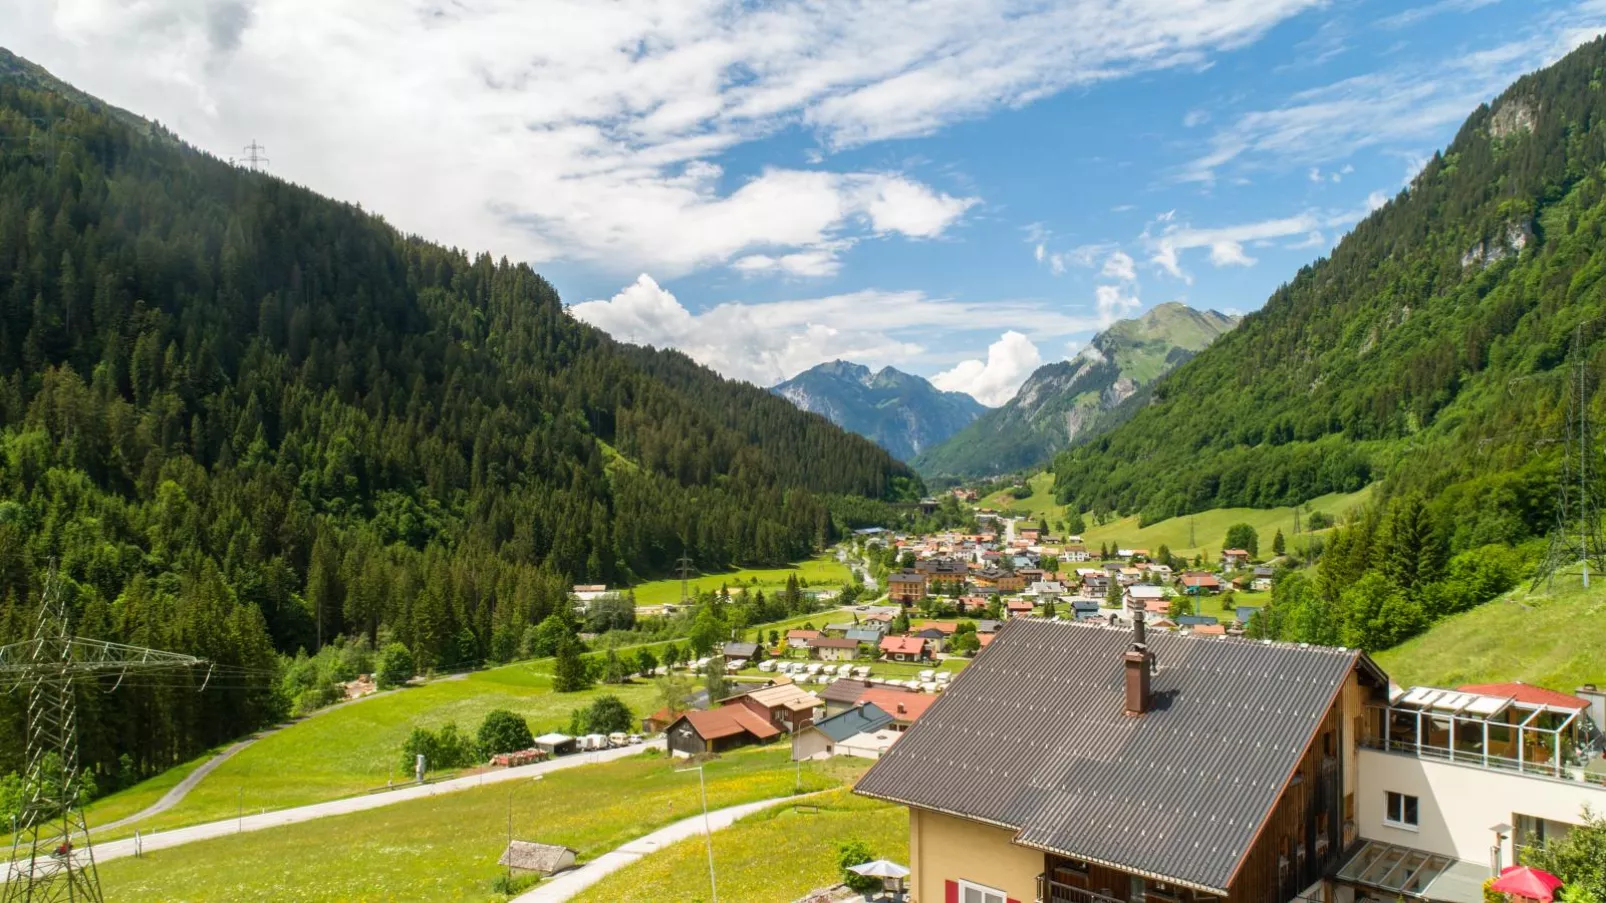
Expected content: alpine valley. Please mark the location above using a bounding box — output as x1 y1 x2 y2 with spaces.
771 361 986 461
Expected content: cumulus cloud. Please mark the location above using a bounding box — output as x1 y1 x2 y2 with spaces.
1101 250 1137 281
4 0 1327 281
1146 191 1391 280
570 275 1105 392
930 332 1044 407
1095 285 1142 323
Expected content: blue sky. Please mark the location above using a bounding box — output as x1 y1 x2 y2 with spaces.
7 0 1606 404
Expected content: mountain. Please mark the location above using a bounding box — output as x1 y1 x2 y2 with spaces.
912 302 1237 480
1050 38 1606 529
0 49 914 780
772 360 987 460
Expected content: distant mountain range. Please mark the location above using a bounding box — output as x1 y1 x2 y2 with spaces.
771 361 987 461
911 302 1239 480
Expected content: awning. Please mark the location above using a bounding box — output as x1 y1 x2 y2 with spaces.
1333 841 1489 903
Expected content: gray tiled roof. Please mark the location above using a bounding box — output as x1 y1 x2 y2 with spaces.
810 702 894 742
854 619 1367 894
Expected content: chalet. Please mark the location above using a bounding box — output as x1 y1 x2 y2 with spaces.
1116 566 1143 586
1076 568 1109 594
880 635 929 662
1222 547 1251 569
721 682 823 732
820 677 875 716
1070 599 1102 620
845 626 887 645
859 686 937 730
807 636 861 661
1026 580 1065 600
571 584 609 602
912 622 956 652
722 641 762 663
822 621 858 635
791 702 895 761
665 707 780 756
888 571 929 605
1191 623 1226 636
1062 544 1090 562
1123 583 1169 615
1019 528 1040 542
976 632 995 649
1253 576 1273 592
974 619 1002 634
1180 571 1222 594
856 617 1393 903
1004 599 1034 618
915 558 969 589
1016 567 1046 584
958 595 989 613
642 706 684 734
785 629 820 649
1144 562 1174 579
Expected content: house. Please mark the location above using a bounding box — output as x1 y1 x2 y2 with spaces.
1116 566 1143 586
888 571 928 605
856 617 1393 903
785 629 820 649
915 558 969 589
665 707 781 756
1122 584 1168 613
642 707 685 734
858 686 938 730
1236 605 1261 625
792 703 895 761
958 595 989 613
1180 571 1222 594
974 619 1002 634
1191 623 1226 636
880 635 929 662
1075 568 1109 594
571 584 609 603
722 641 762 663
1221 547 1251 569
820 678 876 716
976 632 995 649
1253 565 1276 579
912 622 958 652
1026 580 1065 600
1004 599 1034 618
1252 576 1273 592
807 636 861 661
1070 599 1102 620
822 621 858 635
838 728 902 759
721 683 823 732
845 626 886 645
1062 544 1090 562
1175 614 1218 627
1145 562 1174 579
499 841 577 877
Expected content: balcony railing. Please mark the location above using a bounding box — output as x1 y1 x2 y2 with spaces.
1361 735 1606 788
1040 883 1123 903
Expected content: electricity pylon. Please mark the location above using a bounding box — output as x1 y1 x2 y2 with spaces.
0 566 205 903
1534 323 1606 590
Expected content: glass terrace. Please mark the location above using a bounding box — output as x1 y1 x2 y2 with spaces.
1360 686 1606 785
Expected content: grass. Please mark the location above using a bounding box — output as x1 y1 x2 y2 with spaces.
81 750 217 831
979 472 1061 519
95 748 871 903
97 663 664 839
734 655 967 683
628 554 852 607
1374 573 1606 692
574 786 908 903
1080 485 1375 558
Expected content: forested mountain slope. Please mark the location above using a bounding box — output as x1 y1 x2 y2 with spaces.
771 360 986 461
0 49 912 781
916 303 1235 480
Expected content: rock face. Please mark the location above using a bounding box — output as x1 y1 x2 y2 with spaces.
771 361 987 461
912 303 1239 480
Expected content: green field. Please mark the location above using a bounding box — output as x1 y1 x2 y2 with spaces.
979 472 1062 519
96 661 663 839
629 554 853 607
81 751 216 831
96 748 869 903
575 786 908 903
1080 486 1375 558
735 654 967 683
1374 574 1606 692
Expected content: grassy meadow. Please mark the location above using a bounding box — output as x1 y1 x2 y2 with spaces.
96 748 869 903
574 787 908 903
1374 574 1606 692
628 554 853 607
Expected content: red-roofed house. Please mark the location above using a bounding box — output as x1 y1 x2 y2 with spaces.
976 632 995 649
1005 599 1034 618
1191 624 1226 636
1221 548 1251 569
665 707 781 756
880 635 929 662
859 687 938 729
1181 571 1223 594
786 629 821 649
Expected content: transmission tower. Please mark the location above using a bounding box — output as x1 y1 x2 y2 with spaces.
240 140 269 172
0 567 205 903
676 554 695 605
1534 323 1606 590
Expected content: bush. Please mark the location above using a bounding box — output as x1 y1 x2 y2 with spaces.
376 642 415 689
477 709 534 757
399 721 477 774
553 636 593 692
836 838 882 894
584 695 634 734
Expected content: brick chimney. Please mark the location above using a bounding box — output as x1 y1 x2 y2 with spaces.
1124 610 1153 716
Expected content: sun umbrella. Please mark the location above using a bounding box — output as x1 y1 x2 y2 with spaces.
1490 865 1564 901
849 860 911 879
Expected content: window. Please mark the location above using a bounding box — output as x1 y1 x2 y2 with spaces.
959 879 1006 903
1385 792 1420 830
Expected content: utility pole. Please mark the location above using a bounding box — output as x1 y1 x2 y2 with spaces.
1534 323 1606 589
0 564 206 903
240 140 269 172
676 554 695 606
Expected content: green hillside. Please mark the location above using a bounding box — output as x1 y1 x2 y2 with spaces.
1081 486 1375 558
1374 575 1606 692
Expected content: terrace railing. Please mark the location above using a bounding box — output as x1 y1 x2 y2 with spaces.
1360 733 1606 788
1041 883 1123 903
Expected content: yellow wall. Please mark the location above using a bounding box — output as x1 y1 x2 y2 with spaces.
909 807 1041 903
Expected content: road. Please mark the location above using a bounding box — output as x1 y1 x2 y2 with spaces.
511 793 817 902
4 741 664 880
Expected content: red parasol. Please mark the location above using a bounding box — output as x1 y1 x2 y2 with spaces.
1490 865 1564 902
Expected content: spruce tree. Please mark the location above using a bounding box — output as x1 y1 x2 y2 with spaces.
553 637 592 692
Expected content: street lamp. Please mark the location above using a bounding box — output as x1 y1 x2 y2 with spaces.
675 763 718 903
1490 822 1513 875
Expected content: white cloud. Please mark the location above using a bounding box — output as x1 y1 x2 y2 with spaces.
732 249 845 278
1288 230 1326 249
1208 241 1255 267
1095 285 1142 322
1101 250 1137 281
1177 10 1606 185
930 331 1043 406
3 0 1327 281
1183 109 1211 128
570 274 1107 390
1376 0 1500 31
1146 193 1386 279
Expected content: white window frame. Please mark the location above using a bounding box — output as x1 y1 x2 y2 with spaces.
1384 791 1420 831
958 879 1007 903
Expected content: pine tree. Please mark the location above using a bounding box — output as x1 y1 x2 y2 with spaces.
1272 529 1286 556
553 637 592 692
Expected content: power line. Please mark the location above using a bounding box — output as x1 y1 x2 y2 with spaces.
240 140 269 172
1533 321 1606 590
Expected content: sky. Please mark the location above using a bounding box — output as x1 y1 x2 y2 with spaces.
6 0 1606 406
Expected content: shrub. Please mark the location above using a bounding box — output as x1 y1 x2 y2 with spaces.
836 838 882 894
376 642 415 689
399 721 477 774
584 694 634 734
477 709 534 757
